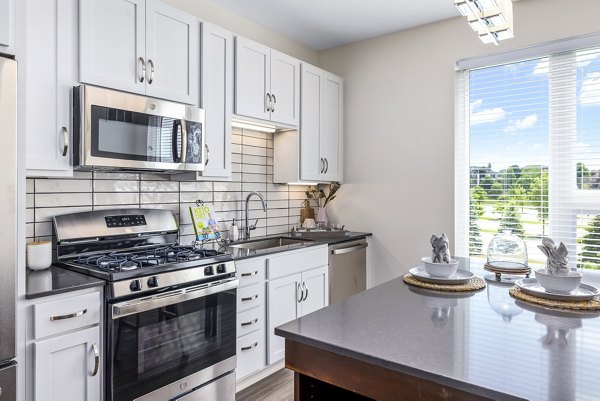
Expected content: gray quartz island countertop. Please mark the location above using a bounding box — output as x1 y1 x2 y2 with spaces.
275 258 600 401
26 265 105 299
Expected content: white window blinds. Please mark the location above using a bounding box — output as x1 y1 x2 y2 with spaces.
455 45 600 270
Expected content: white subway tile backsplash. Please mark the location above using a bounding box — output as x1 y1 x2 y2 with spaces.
140 192 179 204
36 193 92 208
28 129 310 242
35 179 92 193
93 192 139 206
94 180 140 192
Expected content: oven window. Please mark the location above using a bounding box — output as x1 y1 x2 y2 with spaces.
91 105 182 163
109 289 236 401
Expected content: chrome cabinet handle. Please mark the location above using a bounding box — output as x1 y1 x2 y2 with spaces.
91 343 99 376
320 158 324 174
204 143 210 166
266 93 272 112
241 270 258 277
61 126 69 157
271 94 276 112
297 283 303 303
147 59 155 84
241 318 258 327
324 158 329 174
241 294 258 302
138 57 146 82
302 282 308 302
50 308 87 321
241 342 258 351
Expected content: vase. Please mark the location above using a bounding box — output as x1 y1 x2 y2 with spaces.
316 207 328 226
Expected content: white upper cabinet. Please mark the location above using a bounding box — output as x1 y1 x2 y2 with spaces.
80 0 146 95
0 0 14 52
24 0 78 177
235 36 299 126
80 0 199 105
199 21 233 178
145 0 198 104
274 64 343 184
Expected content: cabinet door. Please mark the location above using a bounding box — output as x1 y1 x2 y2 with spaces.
0 0 13 50
34 326 101 401
25 0 77 176
322 73 343 182
234 37 271 121
80 0 146 95
199 22 232 178
145 0 199 104
299 64 323 181
300 266 329 317
267 273 301 364
269 50 299 126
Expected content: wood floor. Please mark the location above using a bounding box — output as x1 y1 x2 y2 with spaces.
236 369 294 401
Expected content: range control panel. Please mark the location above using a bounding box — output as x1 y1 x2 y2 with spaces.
105 215 147 228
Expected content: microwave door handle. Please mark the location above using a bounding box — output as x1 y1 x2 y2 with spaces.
171 120 181 163
180 119 188 164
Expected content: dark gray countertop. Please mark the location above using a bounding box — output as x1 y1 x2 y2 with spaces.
220 232 371 260
275 258 600 401
26 265 105 299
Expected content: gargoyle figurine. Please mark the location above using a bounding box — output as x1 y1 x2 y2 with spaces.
431 233 451 263
537 237 569 275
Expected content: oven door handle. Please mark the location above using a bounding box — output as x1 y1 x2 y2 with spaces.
111 277 239 319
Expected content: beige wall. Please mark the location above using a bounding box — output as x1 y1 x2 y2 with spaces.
318 0 600 285
162 0 319 64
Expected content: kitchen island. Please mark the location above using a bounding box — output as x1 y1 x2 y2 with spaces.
275 259 600 400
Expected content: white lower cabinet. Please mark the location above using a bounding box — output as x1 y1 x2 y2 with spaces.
34 326 101 401
27 288 103 401
266 266 328 364
234 246 329 383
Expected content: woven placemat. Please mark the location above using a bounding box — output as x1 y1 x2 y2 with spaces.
402 273 486 292
509 287 600 311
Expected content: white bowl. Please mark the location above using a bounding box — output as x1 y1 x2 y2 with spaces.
421 257 459 278
535 269 582 294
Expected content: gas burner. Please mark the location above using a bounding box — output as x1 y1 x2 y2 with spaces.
76 252 162 272
149 245 218 262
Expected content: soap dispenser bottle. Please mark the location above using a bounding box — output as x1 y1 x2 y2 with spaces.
229 218 239 242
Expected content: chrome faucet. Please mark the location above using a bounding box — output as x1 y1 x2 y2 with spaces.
243 192 267 240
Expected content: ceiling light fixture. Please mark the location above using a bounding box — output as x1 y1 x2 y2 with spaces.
455 0 513 45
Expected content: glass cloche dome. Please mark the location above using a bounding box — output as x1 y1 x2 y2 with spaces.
486 230 528 270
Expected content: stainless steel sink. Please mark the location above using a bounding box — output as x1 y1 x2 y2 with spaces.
227 237 312 251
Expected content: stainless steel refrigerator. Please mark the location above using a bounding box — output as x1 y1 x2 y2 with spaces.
0 54 18 401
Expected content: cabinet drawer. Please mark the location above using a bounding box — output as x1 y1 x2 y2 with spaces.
236 329 265 380
267 245 328 280
235 258 266 287
237 306 264 338
237 282 264 313
33 291 101 340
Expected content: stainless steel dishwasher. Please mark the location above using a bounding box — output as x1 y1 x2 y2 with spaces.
329 239 368 304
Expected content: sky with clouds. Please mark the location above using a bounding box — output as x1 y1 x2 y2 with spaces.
469 49 600 171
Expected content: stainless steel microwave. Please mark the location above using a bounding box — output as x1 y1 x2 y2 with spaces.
73 85 206 173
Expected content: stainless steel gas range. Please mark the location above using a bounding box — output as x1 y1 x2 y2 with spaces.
53 209 238 401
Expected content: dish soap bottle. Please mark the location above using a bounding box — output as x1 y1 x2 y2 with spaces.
229 218 239 242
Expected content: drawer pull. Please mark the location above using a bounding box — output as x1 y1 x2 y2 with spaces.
241 271 258 277
241 342 258 351
91 343 99 376
50 309 87 321
241 295 258 302
241 318 258 327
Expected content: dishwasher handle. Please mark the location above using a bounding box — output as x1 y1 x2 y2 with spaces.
331 243 368 255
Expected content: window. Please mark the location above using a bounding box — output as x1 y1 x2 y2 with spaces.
456 44 600 270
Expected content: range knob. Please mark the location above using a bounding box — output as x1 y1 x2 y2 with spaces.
147 276 159 288
216 264 227 274
204 266 214 276
130 279 142 292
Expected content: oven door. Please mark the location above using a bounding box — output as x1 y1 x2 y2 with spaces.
107 278 237 401
76 85 205 172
